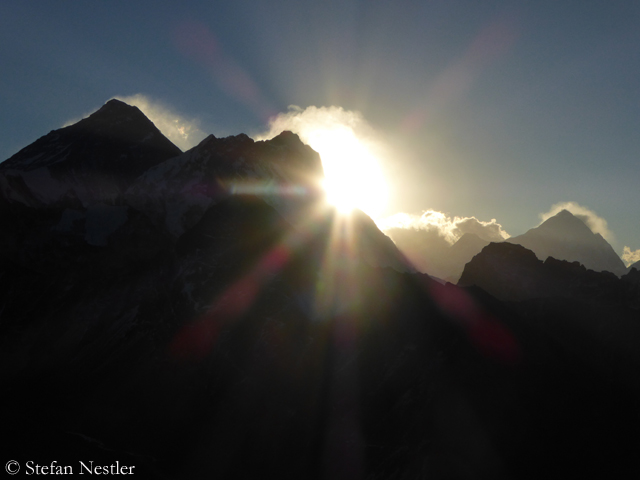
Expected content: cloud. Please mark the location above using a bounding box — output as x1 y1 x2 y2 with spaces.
257 105 369 136
63 95 207 151
256 105 383 154
377 210 510 280
377 210 511 244
539 201 614 243
622 247 640 268
115 94 207 151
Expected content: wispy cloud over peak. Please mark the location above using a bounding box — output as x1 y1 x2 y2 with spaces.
114 94 207 151
539 201 614 243
256 105 379 146
63 95 207 152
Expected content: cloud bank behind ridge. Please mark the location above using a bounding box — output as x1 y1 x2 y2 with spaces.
377 210 511 245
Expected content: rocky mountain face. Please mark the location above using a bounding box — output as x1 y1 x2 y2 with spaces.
507 209 627 276
2 100 640 479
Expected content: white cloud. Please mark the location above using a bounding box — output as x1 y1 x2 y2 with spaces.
622 246 640 268
256 105 377 144
377 210 510 244
63 95 208 151
115 94 207 151
539 201 614 243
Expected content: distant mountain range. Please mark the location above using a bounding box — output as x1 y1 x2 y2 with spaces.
2 100 639 479
506 208 628 276
387 208 631 283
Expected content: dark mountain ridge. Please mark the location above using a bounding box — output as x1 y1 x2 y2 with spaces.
459 241 640 306
2 100 639 479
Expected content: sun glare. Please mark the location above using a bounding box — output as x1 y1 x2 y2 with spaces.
305 127 388 218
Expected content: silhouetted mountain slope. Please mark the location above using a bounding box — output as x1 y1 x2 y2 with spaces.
126 130 325 238
447 232 490 281
0 99 181 207
507 209 627 276
2 100 640 479
459 241 640 307
383 230 487 283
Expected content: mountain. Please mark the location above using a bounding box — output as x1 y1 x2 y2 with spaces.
629 259 640 273
0 99 181 207
458 241 636 304
0 99 183 266
2 100 640 478
388 210 627 283
383 230 488 283
125 130 324 239
507 209 627 276
446 232 490 281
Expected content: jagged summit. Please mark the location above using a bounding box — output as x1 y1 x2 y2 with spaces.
265 130 301 146
125 125 326 239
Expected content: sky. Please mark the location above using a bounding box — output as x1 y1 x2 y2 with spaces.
1 1 639 262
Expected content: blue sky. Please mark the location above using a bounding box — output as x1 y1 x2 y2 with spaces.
1 1 639 260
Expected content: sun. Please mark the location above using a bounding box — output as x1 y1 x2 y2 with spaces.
305 127 388 218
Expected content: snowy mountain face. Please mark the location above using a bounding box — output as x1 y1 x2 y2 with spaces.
2 100 640 478
507 209 627 276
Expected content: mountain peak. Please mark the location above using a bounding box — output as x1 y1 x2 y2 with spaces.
538 209 591 234
97 98 138 113
70 98 160 135
269 130 301 145
0 99 181 206
507 208 627 276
